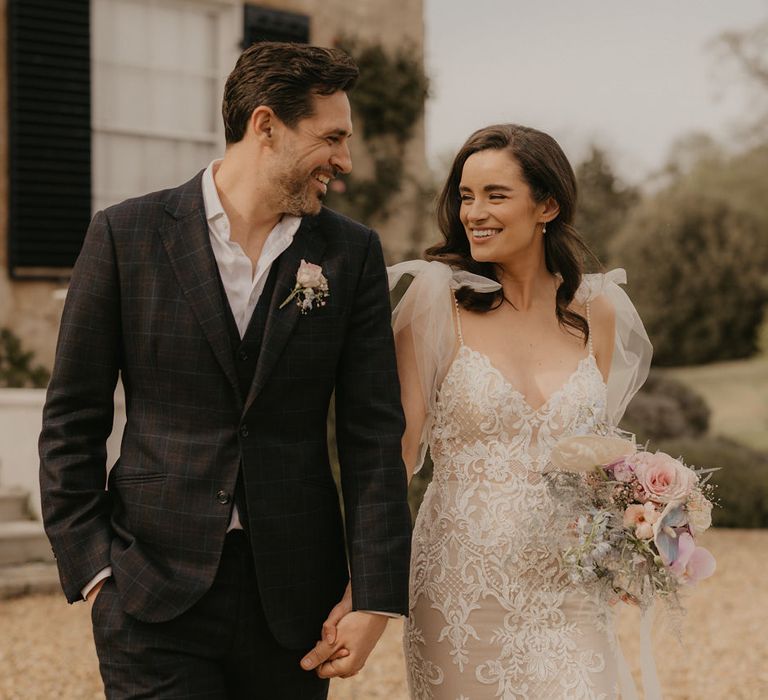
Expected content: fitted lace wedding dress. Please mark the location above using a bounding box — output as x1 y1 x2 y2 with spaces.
388 261 652 700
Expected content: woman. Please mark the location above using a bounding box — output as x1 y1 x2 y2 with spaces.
389 124 652 699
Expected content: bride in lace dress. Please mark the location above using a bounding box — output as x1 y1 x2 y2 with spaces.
389 125 652 699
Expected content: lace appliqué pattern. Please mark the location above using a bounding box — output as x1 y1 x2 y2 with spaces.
405 345 620 700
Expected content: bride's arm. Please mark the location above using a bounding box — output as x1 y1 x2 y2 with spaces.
394 322 427 483
590 294 617 383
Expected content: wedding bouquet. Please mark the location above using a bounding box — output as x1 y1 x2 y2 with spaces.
548 434 717 611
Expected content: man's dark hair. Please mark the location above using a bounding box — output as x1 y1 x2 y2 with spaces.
222 41 359 144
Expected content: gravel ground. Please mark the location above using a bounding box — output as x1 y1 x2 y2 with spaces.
1 529 765 699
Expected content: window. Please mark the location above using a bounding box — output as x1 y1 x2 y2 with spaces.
91 0 235 213
243 5 310 47
6 0 309 276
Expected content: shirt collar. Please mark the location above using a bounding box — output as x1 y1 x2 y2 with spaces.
201 159 302 241
202 159 226 225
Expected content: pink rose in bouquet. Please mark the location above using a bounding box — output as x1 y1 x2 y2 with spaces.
608 456 634 483
633 451 698 504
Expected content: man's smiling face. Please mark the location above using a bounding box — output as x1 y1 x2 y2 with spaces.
271 91 353 216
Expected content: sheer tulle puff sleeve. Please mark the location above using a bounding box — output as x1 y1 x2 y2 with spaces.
576 268 653 426
388 260 501 473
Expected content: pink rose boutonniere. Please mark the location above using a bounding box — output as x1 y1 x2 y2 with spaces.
279 260 329 314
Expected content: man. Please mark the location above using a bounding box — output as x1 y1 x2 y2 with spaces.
39 41 411 699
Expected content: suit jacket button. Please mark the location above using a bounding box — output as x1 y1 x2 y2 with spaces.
238 349 249 361
240 424 249 438
216 490 230 505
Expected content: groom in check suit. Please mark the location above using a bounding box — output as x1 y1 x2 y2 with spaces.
39 42 411 698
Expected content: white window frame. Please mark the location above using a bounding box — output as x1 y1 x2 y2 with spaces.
90 0 243 211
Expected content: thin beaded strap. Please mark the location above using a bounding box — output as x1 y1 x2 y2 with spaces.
453 294 465 346
586 301 594 356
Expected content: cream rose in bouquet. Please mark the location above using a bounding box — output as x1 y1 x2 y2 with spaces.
548 434 717 609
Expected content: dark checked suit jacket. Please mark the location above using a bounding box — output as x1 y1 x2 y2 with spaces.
39 171 412 649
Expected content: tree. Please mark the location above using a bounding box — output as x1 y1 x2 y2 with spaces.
710 17 768 142
713 19 768 95
574 146 639 266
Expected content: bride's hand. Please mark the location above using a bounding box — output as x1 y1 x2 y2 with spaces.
322 581 352 645
300 582 353 671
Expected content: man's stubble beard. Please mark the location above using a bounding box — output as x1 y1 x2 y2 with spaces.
281 178 323 217
273 159 324 218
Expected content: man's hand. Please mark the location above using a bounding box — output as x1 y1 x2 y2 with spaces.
302 611 389 679
86 578 106 604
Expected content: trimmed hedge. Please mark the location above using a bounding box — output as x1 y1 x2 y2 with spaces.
658 436 768 528
621 370 710 443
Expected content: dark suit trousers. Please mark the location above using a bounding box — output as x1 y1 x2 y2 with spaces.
91 532 329 699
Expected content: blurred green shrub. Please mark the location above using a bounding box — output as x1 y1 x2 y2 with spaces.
621 370 710 442
0 328 50 388
658 436 768 528
610 193 768 365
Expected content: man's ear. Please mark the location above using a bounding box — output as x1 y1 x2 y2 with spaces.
249 106 277 145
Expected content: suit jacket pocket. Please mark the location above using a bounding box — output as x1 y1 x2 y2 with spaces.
111 471 166 485
114 472 166 484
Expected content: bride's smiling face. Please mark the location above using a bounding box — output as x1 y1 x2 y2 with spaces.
459 149 552 265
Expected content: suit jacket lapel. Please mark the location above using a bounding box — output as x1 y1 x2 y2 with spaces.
157 173 241 405
243 216 325 413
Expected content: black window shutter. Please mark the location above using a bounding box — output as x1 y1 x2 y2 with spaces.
8 0 91 276
243 5 310 47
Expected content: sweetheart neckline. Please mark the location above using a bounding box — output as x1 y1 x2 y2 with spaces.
451 345 606 415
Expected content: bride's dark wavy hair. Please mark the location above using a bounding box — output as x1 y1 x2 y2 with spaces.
426 123 596 343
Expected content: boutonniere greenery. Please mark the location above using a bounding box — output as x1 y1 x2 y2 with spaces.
279 259 330 314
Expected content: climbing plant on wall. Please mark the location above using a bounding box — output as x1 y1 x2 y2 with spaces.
326 38 429 222
0 328 50 388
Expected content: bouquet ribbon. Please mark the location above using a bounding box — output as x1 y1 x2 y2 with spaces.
615 604 662 700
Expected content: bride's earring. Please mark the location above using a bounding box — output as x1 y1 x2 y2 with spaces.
542 223 547 234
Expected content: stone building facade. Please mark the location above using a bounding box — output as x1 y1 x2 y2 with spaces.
1 0 429 369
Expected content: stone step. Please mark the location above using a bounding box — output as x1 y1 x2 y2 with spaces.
0 520 54 567
0 561 61 599
0 488 30 522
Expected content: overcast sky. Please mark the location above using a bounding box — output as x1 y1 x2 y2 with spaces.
424 0 768 182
